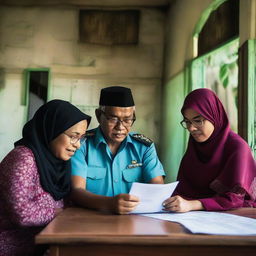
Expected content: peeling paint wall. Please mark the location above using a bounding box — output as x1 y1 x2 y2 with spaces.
0 6 166 161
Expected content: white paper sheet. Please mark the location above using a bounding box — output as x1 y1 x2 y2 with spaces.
129 182 179 214
141 211 256 235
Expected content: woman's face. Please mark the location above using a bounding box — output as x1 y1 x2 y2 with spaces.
49 120 88 161
183 108 214 142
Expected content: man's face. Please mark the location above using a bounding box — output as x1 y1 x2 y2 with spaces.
97 106 135 145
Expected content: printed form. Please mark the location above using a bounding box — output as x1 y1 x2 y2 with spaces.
129 182 178 214
141 211 256 235
129 182 256 235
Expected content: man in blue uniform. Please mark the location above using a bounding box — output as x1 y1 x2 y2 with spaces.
71 86 165 214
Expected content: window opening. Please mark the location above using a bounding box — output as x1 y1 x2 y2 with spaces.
27 71 49 120
191 39 239 132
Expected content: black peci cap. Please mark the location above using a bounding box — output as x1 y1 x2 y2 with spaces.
99 86 135 107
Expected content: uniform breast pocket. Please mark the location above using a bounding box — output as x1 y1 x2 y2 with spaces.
86 167 107 194
122 167 143 183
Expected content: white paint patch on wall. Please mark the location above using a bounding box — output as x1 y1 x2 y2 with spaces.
0 72 26 160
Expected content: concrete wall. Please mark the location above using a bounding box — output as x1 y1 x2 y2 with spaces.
0 6 166 161
240 0 256 46
162 0 214 182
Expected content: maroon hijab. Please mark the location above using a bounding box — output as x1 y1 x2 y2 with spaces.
175 88 256 202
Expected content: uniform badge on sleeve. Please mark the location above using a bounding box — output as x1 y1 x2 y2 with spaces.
131 133 153 146
127 160 143 169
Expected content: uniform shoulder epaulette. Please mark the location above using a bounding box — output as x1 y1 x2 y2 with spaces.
131 133 153 146
85 129 96 137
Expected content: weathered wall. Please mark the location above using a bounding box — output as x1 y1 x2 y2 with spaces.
162 0 214 182
0 6 166 161
240 0 256 46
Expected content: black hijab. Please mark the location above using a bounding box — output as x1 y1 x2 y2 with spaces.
15 99 91 201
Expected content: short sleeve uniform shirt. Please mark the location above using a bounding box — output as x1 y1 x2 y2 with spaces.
71 127 165 196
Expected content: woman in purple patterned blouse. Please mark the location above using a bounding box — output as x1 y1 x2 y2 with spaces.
0 100 91 256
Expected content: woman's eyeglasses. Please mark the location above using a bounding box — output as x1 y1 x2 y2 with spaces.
180 119 205 129
63 133 87 144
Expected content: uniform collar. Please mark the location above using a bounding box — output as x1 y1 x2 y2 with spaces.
126 133 134 145
94 127 107 148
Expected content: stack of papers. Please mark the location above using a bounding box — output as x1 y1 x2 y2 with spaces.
141 211 256 236
129 182 256 235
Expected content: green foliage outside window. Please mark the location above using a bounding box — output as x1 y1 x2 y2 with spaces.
191 39 239 132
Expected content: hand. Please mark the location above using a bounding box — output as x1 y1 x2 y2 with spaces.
162 195 203 213
112 194 140 214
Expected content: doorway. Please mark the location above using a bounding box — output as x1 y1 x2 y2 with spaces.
25 69 49 120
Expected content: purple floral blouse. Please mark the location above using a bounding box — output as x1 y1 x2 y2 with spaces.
0 146 63 256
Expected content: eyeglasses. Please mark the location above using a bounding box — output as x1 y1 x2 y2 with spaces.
63 132 87 144
101 110 136 127
180 118 205 129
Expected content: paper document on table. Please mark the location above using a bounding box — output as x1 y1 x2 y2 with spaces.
129 182 179 214
141 211 256 235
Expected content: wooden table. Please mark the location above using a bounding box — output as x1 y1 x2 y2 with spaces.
35 207 256 256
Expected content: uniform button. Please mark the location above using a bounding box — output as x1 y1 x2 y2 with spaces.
114 179 118 183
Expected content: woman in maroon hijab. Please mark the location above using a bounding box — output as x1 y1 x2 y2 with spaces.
163 88 256 212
